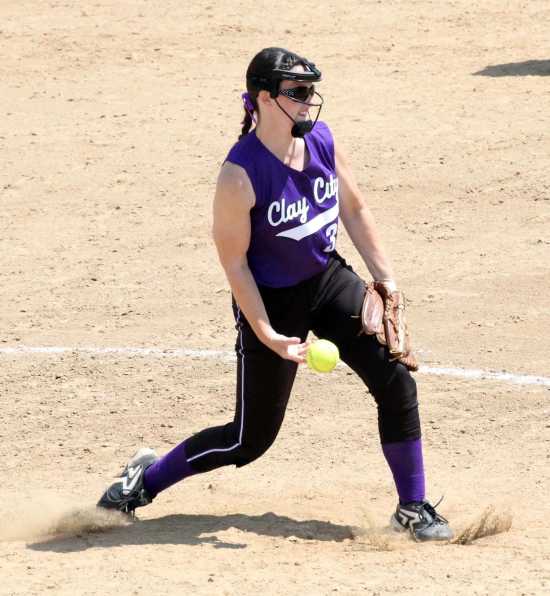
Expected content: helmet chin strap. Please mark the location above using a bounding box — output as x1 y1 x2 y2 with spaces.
291 121 314 138
274 97 322 138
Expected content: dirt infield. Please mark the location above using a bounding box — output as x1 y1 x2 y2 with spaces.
1 1 549 594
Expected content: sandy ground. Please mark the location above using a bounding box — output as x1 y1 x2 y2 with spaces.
1 1 549 594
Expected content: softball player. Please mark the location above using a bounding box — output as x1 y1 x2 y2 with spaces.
98 47 452 542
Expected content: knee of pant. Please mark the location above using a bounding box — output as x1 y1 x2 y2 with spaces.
235 437 276 467
375 364 418 412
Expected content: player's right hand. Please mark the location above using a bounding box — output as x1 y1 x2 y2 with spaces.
263 332 309 363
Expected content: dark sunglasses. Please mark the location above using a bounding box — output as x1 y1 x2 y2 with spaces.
279 85 316 102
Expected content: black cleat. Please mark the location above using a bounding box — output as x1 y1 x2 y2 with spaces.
97 448 158 515
391 498 453 542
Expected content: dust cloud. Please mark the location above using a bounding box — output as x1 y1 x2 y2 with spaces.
0 494 130 542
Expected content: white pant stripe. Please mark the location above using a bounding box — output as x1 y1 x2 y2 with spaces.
187 307 245 464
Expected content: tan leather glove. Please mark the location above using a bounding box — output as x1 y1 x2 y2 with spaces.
359 281 418 372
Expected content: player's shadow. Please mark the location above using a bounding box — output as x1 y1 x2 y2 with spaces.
473 59 550 77
27 511 356 553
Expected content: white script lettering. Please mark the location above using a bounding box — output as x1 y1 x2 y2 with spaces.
313 174 339 204
268 196 310 227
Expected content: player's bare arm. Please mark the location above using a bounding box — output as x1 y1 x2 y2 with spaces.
212 162 308 363
335 141 396 284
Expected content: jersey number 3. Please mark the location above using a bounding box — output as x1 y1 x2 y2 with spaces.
323 223 337 253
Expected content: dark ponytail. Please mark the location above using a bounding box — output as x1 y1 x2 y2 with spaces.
239 109 254 140
237 47 306 139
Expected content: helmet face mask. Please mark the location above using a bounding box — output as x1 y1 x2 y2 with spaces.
248 58 322 99
247 55 323 137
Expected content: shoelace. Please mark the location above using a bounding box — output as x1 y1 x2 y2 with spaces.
421 496 449 525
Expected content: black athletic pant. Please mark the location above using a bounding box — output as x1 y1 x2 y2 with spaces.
185 254 420 473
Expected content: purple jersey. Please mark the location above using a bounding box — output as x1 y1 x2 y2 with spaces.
226 121 339 287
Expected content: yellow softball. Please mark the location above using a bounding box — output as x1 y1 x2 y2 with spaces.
306 339 340 373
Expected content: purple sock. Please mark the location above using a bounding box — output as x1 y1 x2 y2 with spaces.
381 438 426 504
143 440 197 498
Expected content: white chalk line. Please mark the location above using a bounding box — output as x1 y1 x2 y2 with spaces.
0 345 549 388
418 365 549 387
